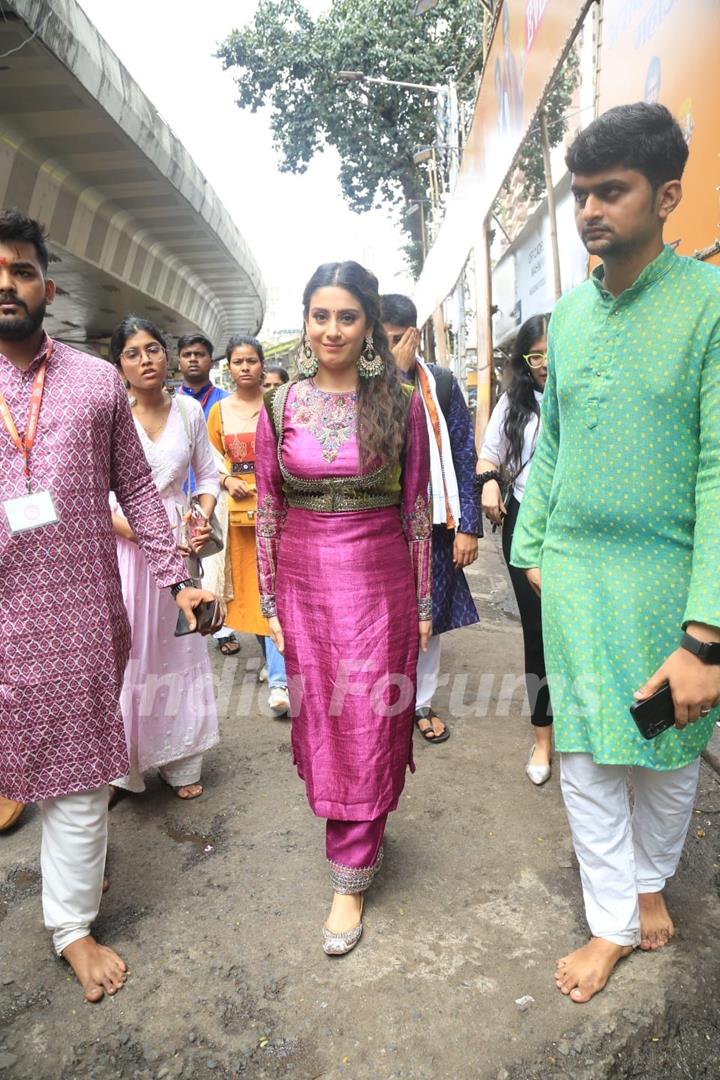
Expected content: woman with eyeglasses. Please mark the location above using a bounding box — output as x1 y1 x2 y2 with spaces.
477 313 553 784
109 316 221 801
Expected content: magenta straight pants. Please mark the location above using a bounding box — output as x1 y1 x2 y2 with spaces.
326 813 387 893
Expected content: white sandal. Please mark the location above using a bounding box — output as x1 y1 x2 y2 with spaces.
526 745 551 786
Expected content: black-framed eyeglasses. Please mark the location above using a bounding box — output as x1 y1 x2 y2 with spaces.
523 352 547 369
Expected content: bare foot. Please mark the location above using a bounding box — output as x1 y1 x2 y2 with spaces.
62 935 128 1003
325 892 363 935
175 783 203 799
102 876 109 894
638 891 675 951
555 938 633 1003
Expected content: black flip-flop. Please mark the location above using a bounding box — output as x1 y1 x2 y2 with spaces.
218 636 241 656
414 707 451 744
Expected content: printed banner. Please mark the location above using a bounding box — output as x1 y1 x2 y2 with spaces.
413 0 593 325
599 0 720 259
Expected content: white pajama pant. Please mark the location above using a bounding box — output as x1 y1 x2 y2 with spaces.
416 635 442 710
560 752 700 947
114 751 204 793
39 786 108 955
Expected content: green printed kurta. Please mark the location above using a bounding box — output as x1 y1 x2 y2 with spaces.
511 246 720 769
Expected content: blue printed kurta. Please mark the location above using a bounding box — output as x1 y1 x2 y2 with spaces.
407 365 480 635
511 246 720 769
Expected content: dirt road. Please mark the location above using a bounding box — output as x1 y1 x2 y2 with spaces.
1 538 719 1079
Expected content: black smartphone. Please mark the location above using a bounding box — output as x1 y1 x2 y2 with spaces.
174 599 219 637
629 683 676 740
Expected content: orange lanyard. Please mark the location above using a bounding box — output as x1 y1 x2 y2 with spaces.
0 340 53 493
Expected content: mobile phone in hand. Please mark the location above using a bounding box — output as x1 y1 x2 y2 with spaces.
187 504 208 545
629 683 676 740
174 599 219 637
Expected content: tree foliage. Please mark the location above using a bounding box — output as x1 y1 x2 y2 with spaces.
512 45 581 203
216 0 486 250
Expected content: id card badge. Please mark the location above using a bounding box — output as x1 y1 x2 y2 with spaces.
3 489 59 534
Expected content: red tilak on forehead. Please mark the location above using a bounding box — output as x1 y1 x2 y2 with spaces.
0 258 10 266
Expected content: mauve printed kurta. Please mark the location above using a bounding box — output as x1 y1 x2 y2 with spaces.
0 335 186 802
255 380 431 820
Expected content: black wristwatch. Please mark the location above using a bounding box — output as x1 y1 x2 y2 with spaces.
170 578 194 599
680 631 720 665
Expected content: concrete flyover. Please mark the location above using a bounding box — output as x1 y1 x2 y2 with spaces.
0 0 265 355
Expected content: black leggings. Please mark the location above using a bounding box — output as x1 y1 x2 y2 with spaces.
501 495 553 728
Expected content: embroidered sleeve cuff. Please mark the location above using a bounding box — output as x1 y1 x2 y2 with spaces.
418 597 433 620
260 596 277 618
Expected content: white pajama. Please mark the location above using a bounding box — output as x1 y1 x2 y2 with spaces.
40 786 108 955
114 751 204 793
415 634 442 710
560 752 700 946
158 752 204 789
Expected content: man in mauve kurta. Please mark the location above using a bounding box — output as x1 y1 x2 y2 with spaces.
0 209 216 1002
512 104 720 1003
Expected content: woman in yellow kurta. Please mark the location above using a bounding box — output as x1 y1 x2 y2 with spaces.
207 337 289 715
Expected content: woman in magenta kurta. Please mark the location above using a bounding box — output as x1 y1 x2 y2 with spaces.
255 261 431 955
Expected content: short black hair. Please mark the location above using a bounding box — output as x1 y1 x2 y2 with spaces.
226 334 265 365
264 363 289 384
380 294 417 328
565 103 688 188
0 208 49 272
177 333 214 356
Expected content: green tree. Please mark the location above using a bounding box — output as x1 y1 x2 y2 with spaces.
216 0 486 268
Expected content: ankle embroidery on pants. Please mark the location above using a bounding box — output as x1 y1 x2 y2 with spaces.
329 845 384 894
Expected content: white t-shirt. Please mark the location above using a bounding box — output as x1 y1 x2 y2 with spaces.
480 389 543 503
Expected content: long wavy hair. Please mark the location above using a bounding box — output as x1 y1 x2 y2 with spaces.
501 313 549 478
302 261 407 469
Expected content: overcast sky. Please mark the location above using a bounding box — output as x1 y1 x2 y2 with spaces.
76 0 414 336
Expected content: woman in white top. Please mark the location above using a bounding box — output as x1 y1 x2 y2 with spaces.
110 317 220 800
478 314 553 785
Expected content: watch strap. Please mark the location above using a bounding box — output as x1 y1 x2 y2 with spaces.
680 631 720 664
170 578 194 599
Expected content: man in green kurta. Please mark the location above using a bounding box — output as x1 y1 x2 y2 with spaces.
512 103 720 1003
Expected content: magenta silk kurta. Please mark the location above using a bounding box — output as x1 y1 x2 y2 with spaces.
0 335 186 803
255 379 432 821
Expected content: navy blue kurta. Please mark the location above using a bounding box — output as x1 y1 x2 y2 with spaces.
425 366 481 635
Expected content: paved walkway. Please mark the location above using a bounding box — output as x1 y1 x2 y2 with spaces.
1 538 719 1079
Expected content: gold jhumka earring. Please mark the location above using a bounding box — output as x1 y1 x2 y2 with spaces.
297 334 319 378
356 335 383 378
